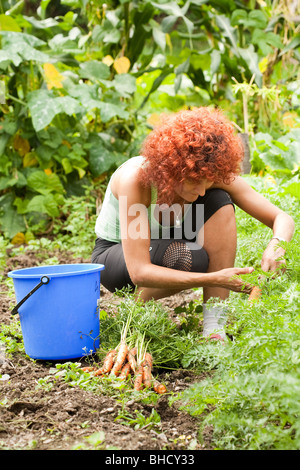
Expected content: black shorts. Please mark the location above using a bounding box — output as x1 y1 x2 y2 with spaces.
91 189 234 292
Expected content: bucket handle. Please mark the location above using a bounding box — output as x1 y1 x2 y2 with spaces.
11 275 50 316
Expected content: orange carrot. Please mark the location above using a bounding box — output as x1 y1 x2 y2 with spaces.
249 286 261 302
102 349 117 374
119 362 132 380
133 364 143 391
142 361 152 388
111 341 129 376
144 352 153 369
93 368 104 377
81 366 96 372
127 347 137 374
153 379 167 394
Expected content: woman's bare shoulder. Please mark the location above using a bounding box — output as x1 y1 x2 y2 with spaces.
111 157 151 205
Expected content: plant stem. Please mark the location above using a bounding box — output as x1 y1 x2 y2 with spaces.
7 94 27 106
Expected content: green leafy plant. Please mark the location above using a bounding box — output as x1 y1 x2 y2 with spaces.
174 176 300 450
115 407 161 432
0 319 24 356
98 292 201 370
174 299 202 333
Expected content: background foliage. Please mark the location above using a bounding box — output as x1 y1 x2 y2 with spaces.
1 0 300 451
0 0 299 241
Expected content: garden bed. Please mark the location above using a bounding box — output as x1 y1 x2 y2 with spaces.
0 249 212 451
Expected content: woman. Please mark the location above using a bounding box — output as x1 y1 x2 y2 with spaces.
92 107 294 341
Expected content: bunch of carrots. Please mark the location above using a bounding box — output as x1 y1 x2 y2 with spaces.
81 317 167 394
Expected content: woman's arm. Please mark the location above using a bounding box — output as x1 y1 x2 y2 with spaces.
218 176 295 272
116 172 254 293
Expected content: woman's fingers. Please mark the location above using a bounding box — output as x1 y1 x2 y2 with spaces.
216 267 254 293
261 256 286 274
261 244 286 274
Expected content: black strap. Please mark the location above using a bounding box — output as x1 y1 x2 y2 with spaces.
11 276 50 316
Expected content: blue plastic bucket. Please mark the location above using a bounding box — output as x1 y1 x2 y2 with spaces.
8 264 105 360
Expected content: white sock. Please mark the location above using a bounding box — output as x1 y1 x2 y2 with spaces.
202 304 226 339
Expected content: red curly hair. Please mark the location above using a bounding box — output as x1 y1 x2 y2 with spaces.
138 107 243 204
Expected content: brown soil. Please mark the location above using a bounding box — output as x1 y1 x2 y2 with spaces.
0 249 212 451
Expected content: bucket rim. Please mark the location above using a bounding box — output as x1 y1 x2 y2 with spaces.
7 263 105 279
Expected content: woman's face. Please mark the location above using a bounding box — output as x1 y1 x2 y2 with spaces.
175 179 214 202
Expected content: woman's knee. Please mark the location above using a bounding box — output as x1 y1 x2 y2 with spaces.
158 240 209 273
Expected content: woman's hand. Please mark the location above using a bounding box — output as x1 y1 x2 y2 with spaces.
261 239 286 273
212 266 255 293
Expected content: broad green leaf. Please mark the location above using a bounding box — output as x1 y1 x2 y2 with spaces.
175 57 190 75
182 16 194 35
48 34 82 54
0 14 21 32
238 45 262 87
37 127 65 149
247 10 268 29
92 21 121 45
79 60 110 81
2 117 18 135
97 102 129 122
231 9 247 26
0 49 21 67
0 209 26 237
27 170 64 195
63 79 129 117
63 82 102 109
0 194 26 237
0 176 19 191
272 140 290 152
27 90 82 131
113 74 136 96
0 30 45 47
255 132 273 147
61 157 74 174
27 194 60 217
38 0 52 19
22 15 59 29
283 182 300 199
151 1 193 33
259 151 287 170
89 141 117 176
0 154 12 175
13 197 29 214
161 15 178 33
0 31 49 64
151 1 185 17
215 15 239 56
103 29 121 44
0 171 27 190
152 24 166 51
252 29 283 56
36 145 55 166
